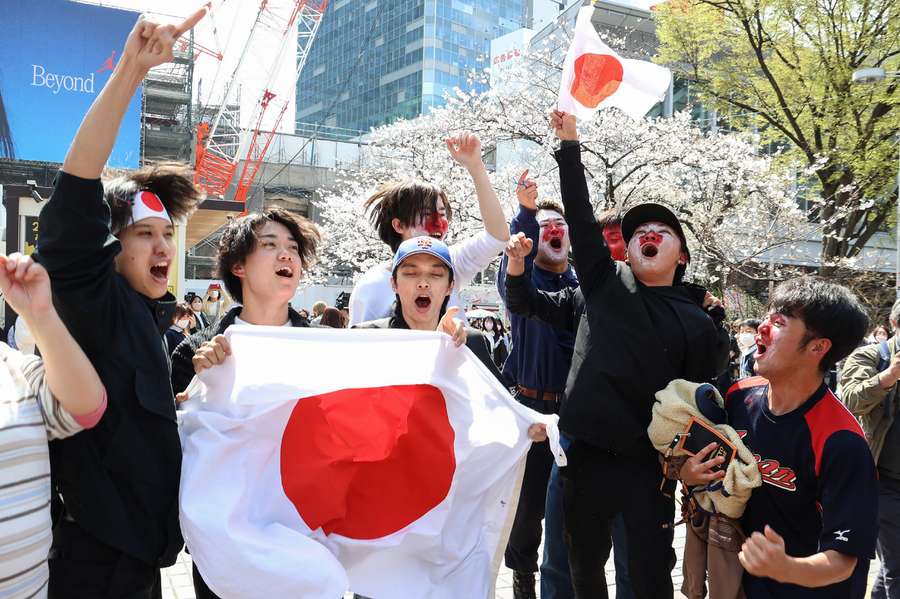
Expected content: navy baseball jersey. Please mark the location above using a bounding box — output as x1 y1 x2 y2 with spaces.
725 377 877 598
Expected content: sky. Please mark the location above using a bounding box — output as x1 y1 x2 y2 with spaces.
76 0 657 133
78 0 300 132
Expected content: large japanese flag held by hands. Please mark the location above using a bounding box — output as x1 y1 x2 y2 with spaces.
558 6 672 121
179 326 565 599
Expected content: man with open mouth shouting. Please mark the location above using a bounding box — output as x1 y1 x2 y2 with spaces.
33 8 207 598
548 110 730 599
496 172 578 599
684 278 876 599
170 208 320 599
348 132 509 326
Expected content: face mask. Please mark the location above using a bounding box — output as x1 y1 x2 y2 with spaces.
177 319 191 330
737 332 755 350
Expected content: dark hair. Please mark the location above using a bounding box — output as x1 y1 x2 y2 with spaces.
320 307 347 328
535 200 565 216
768 277 869 372
0 87 14 159
483 315 502 338
364 181 453 252
595 208 623 230
173 302 192 322
740 318 762 330
217 208 321 304
105 162 202 235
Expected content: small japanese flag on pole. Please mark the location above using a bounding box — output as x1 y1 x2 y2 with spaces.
558 6 672 121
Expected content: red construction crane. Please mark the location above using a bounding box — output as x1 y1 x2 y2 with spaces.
193 0 328 202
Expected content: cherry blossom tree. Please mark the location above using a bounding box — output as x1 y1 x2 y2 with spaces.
309 36 806 290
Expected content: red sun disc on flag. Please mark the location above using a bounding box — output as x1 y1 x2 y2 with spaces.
571 53 624 108
140 191 165 212
280 384 456 540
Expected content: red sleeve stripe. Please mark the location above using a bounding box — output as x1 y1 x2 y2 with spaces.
803 389 866 477
725 376 768 403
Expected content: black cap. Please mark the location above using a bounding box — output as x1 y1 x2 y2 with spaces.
621 202 690 261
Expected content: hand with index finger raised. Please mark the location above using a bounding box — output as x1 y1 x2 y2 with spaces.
123 7 208 72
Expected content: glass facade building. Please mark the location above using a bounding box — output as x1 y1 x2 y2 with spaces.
296 0 526 137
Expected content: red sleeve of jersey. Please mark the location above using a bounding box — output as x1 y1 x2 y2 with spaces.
724 376 768 404
803 389 867 476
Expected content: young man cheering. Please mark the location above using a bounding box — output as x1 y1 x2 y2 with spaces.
549 110 729 599
348 133 509 325
171 207 320 598
683 277 876 598
170 208 320 396
354 236 546 440
34 9 207 597
355 237 479 357
496 173 578 599
502 210 640 599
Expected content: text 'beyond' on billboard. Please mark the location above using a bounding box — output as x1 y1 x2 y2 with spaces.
0 0 141 167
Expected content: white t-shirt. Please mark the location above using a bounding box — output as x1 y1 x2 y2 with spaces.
234 316 292 327
348 231 506 326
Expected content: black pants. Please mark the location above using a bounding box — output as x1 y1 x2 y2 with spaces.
873 475 900 599
561 440 675 599
48 518 161 599
193 562 222 599
504 394 559 573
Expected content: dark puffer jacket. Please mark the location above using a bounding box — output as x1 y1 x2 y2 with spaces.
552 143 730 458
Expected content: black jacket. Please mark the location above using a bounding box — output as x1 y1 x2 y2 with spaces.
170 305 309 395
164 327 188 356
551 144 730 457
34 172 183 566
505 275 586 335
353 311 505 385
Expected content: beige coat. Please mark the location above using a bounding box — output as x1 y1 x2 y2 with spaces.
838 335 899 462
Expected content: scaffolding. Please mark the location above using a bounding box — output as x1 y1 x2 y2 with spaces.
141 33 195 164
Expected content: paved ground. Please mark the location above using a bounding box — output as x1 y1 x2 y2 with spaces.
163 524 689 599
162 523 880 598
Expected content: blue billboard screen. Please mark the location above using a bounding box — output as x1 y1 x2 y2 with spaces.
0 0 141 167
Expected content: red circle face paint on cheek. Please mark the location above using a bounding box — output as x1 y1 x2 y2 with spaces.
424 214 449 236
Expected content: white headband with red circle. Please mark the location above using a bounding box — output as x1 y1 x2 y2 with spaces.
130 190 172 226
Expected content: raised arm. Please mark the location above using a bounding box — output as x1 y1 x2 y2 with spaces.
504 234 578 332
446 132 510 242
63 9 207 178
0 254 105 421
497 171 540 300
550 110 613 298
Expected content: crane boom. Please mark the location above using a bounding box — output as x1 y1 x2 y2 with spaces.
194 0 329 201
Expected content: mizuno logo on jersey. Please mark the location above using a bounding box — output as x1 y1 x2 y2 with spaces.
834 529 850 542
